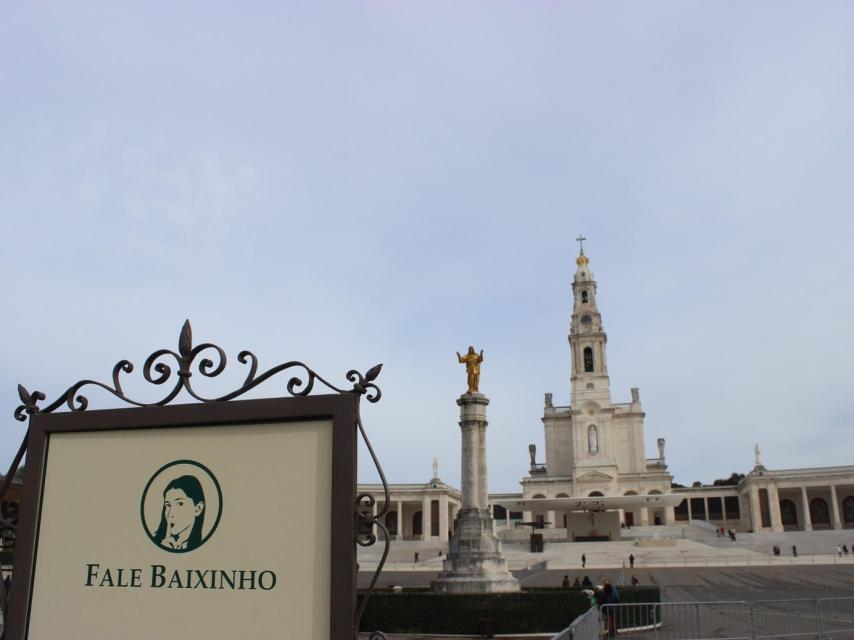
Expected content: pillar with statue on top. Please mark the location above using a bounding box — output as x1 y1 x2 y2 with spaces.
431 347 519 593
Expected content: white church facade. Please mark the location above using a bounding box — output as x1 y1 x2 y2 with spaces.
358 242 854 540
514 243 675 537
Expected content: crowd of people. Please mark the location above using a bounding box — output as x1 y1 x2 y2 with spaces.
560 573 641 589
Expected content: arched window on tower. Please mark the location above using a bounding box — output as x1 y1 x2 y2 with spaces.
581 290 589 303
583 347 594 372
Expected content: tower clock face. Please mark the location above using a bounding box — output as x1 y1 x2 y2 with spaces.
581 315 592 325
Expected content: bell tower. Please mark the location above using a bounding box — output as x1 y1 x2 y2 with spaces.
569 236 612 406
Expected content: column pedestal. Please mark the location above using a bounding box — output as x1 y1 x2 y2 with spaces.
432 392 519 593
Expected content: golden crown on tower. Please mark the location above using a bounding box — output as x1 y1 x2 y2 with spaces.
575 234 589 266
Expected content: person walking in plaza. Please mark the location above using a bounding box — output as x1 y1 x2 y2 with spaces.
631 575 639 586
562 575 570 588
629 553 635 569
582 575 593 588
792 545 798 557
582 553 586 568
837 545 843 557
573 576 581 588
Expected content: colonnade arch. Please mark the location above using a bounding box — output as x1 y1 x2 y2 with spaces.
385 511 398 535
810 498 830 529
780 499 798 528
844 496 854 527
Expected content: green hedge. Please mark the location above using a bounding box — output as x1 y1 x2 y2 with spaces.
357 585 659 635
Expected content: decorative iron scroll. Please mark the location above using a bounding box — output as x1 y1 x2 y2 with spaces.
3 320 389 640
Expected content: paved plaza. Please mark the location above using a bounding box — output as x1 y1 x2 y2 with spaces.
359 564 854 599
357 534 854 639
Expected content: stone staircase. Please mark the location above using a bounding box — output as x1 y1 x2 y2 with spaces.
357 525 854 571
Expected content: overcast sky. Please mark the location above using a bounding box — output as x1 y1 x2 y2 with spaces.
2 2 853 493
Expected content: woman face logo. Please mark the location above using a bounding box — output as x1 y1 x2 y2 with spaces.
141 460 222 553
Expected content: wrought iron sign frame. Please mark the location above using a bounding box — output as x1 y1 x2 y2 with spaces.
0 320 391 640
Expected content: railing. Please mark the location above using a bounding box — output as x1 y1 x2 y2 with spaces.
512 559 548 581
553 606 600 640
661 584 854 601
751 599 821 639
547 405 573 414
818 597 854 638
590 597 854 640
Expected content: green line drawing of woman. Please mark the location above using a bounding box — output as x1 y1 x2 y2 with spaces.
154 475 205 551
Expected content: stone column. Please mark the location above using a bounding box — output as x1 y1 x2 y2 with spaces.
830 485 842 530
422 496 432 541
439 494 449 541
801 486 813 531
703 497 709 521
432 392 519 593
769 484 783 532
687 498 693 523
749 486 762 531
477 424 489 511
665 505 675 525
641 507 649 526
461 423 477 509
546 510 556 529
396 500 404 540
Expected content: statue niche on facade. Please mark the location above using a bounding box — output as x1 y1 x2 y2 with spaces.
588 425 599 454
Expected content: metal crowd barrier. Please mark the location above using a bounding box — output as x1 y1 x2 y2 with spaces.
552 606 601 640
818 597 854 639
750 599 822 639
554 597 854 640
661 585 854 601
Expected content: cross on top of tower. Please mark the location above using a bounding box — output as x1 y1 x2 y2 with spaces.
575 235 589 267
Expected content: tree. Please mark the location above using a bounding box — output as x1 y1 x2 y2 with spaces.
712 472 745 487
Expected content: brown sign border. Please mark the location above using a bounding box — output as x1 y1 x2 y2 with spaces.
6 393 357 640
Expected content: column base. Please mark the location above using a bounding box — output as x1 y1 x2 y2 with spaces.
431 508 519 594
